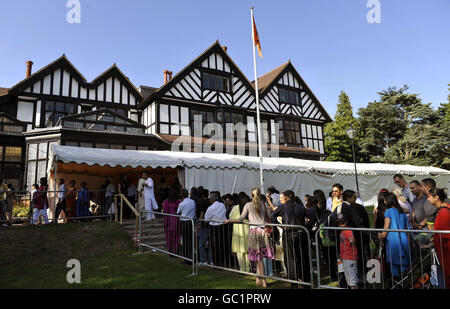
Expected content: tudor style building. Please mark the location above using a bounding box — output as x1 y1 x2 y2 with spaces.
0 41 331 190
140 41 331 158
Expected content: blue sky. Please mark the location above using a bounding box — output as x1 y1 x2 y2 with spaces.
1 0 449 118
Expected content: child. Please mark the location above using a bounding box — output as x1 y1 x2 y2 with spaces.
337 213 358 289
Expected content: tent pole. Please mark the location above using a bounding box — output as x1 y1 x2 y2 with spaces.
53 155 58 223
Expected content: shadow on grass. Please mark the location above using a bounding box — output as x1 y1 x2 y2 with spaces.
0 222 291 289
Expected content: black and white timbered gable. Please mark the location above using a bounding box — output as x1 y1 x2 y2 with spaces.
256 61 332 122
143 41 256 110
7 55 143 130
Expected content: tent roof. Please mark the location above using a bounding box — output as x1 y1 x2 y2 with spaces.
48 145 450 176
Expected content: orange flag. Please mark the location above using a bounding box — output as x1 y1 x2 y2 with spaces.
252 15 263 58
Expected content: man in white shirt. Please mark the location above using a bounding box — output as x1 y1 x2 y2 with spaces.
204 192 227 267
393 174 415 205
54 178 67 223
104 179 115 215
177 189 196 262
142 171 158 221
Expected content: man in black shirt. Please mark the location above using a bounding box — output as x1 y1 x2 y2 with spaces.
196 188 213 264
270 190 311 287
342 190 371 276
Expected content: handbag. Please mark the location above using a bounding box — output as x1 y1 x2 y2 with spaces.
430 248 445 288
264 206 273 235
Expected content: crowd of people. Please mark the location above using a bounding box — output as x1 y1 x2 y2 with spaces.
3 171 449 289
27 172 164 224
140 173 449 289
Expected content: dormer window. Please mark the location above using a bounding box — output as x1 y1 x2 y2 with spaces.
202 72 230 92
279 87 299 105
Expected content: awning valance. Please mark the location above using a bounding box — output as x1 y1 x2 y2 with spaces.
48 145 450 176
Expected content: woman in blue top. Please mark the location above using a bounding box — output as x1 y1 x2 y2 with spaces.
378 192 411 280
76 182 90 219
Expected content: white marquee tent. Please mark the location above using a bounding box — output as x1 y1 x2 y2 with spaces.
48 145 450 206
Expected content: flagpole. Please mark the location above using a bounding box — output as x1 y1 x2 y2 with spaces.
251 7 265 194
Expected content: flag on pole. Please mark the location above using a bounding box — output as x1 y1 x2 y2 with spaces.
252 15 263 58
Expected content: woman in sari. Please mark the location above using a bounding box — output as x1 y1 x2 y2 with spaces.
162 186 181 255
378 192 411 283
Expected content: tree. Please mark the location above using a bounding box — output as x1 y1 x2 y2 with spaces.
324 91 362 162
357 86 408 162
357 85 449 168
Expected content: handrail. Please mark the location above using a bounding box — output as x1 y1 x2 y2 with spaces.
114 194 140 221
114 194 140 247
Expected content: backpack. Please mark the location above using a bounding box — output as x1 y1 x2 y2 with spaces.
323 203 343 242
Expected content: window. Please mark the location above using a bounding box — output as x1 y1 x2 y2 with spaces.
60 111 144 134
0 145 24 190
159 104 190 136
279 88 300 105
44 100 76 127
190 109 216 137
80 105 93 113
270 120 278 144
95 143 109 149
0 116 25 133
108 107 126 116
221 112 245 140
25 141 56 191
301 123 324 153
3 164 21 184
202 72 230 92
283 120 302 145
247 116 256 142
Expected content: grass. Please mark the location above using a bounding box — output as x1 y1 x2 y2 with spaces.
0 222 291 289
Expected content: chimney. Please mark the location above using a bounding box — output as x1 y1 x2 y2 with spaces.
26 61 33 78
168 71 173 81
163 70 169 83
222 46 227 52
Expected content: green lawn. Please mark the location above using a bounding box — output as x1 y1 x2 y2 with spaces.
0 222 290 289
366 206 375 227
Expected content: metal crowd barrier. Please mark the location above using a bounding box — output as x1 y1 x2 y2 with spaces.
195 219 315 288
7 190 114 225
0 191 32 226
139 210 196 276
314 226 449 289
